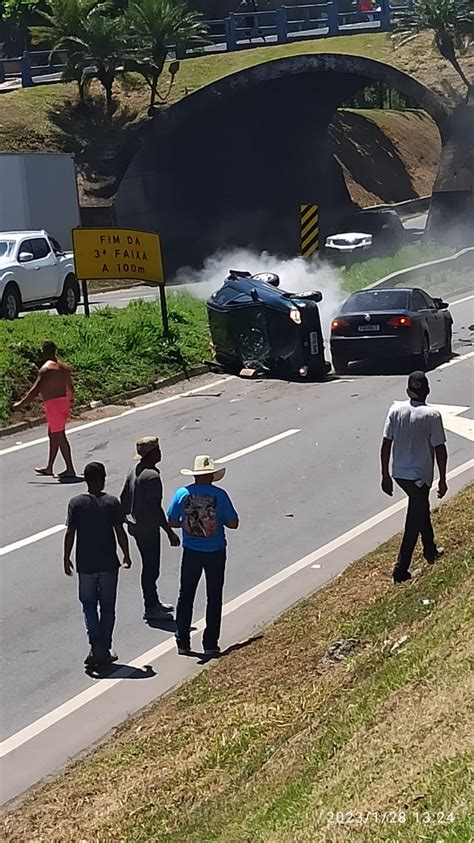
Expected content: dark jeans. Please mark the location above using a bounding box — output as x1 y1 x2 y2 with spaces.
395 478 437 575
132 527 162 611
78 570 118 649
176 548 226 650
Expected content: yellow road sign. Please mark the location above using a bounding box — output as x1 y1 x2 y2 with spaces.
300 204 319 258
72 228 164 284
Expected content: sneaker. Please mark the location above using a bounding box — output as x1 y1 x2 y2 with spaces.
203 647 221 657
157 600 174 613
393 571 412 584
426 547 444 565
144 605 174 621
108 649 119 663
84 648 96 666
177 645 192 656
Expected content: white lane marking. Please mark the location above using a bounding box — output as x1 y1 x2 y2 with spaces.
1 456 472 757
0 377 235 457
430 403 473 442
0 430 298 555
450 294 474 306
437 350 474 371
217 429 300 464
0 524 65 557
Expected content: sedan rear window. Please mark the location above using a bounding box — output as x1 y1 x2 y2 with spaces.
341 290 409 313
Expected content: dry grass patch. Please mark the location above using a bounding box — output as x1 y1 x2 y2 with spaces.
2 486 473 842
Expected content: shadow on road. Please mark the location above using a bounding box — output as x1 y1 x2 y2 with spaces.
86 663 156 680
197 634 264 664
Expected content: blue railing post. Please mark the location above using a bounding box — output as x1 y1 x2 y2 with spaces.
21 50 34 87
276 6 288 43
327 1 339 35
225 14 237 51
380 0 391 30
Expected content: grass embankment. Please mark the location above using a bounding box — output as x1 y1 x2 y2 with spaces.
0 294 208 427
3 486 473 842
341 243 456 292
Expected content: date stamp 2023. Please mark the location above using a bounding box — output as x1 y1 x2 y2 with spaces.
323 810 456 827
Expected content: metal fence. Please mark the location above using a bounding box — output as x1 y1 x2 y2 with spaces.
0 0 412 88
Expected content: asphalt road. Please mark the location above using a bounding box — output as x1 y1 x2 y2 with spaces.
0 294 473 804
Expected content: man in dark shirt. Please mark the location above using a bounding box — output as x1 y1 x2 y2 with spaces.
64 461 131 667
120 437 180 622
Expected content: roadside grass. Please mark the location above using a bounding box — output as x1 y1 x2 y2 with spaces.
1 31 470 161
341 243 458 292
0 293 208 426
2 486 472 842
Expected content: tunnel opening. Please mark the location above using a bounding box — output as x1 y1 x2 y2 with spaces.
114 54 448 274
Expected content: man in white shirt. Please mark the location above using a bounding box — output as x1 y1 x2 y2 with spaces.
381 371 448 583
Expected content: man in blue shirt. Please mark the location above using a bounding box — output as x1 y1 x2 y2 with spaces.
167 455 239 656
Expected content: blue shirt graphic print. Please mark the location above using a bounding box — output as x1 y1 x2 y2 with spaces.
167 483 238 552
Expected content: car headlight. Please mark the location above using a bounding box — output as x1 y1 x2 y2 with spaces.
289 307 302 325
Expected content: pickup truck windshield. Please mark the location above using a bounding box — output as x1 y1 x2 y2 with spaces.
0 240 15 258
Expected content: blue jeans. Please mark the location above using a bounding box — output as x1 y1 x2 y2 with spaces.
78 571 119 649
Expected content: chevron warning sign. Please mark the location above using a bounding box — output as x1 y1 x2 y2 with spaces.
300 203 319 258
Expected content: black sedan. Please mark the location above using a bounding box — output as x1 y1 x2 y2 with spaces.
330 287 453 373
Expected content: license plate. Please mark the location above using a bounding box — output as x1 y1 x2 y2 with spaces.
309 331 319 354
358 324 380 332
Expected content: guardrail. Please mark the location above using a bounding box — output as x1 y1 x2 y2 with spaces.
369 247 474 290
1 0 408 87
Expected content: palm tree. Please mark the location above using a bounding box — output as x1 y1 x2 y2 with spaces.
126 0 208 110
31 0 127 114
392 0 473 95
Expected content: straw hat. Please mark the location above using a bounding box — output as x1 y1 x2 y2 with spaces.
180 455 226 482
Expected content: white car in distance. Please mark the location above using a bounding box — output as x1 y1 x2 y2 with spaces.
0 230 79 319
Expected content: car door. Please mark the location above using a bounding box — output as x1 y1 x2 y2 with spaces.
419 290 445 349
28 237 60 299
15 238 38 303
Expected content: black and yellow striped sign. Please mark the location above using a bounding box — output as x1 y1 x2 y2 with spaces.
300 203 319 258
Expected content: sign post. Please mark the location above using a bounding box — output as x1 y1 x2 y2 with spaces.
72 228 166 328
81 279 90 317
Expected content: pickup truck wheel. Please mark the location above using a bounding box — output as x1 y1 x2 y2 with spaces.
57 276 79 315
1 283 21 320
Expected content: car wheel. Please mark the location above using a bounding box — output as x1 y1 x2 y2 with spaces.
1 283 21 320
332 353 350 375
416 333 430 371
56 275 79 315
440 325 452 358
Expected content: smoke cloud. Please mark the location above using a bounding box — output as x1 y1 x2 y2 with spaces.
172 248 345 337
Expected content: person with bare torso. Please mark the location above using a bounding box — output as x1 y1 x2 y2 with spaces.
13 341 76 477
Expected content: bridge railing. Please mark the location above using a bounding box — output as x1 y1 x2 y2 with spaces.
1 0 401 87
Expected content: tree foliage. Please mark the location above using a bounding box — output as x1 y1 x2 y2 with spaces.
392 0 473 94
126 0 207 109
26 0 206 113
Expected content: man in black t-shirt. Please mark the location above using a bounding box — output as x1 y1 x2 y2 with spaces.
64 462 132 667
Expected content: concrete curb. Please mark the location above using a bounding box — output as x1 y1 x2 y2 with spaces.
367 246 474 290
0 365 211 438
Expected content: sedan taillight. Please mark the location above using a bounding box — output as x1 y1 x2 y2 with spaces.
387 316 413 327
331 318 350 330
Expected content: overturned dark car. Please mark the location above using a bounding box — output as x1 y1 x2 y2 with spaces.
206 270 330 379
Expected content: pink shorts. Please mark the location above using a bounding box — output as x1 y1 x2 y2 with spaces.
44 396 71 433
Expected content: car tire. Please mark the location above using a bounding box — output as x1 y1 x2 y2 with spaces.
416 333 430 371
1 283 21 320
440 325 452 358
56 275 80 315
332 353 350 375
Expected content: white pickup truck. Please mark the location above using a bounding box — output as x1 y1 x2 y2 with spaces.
0 230 79 319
